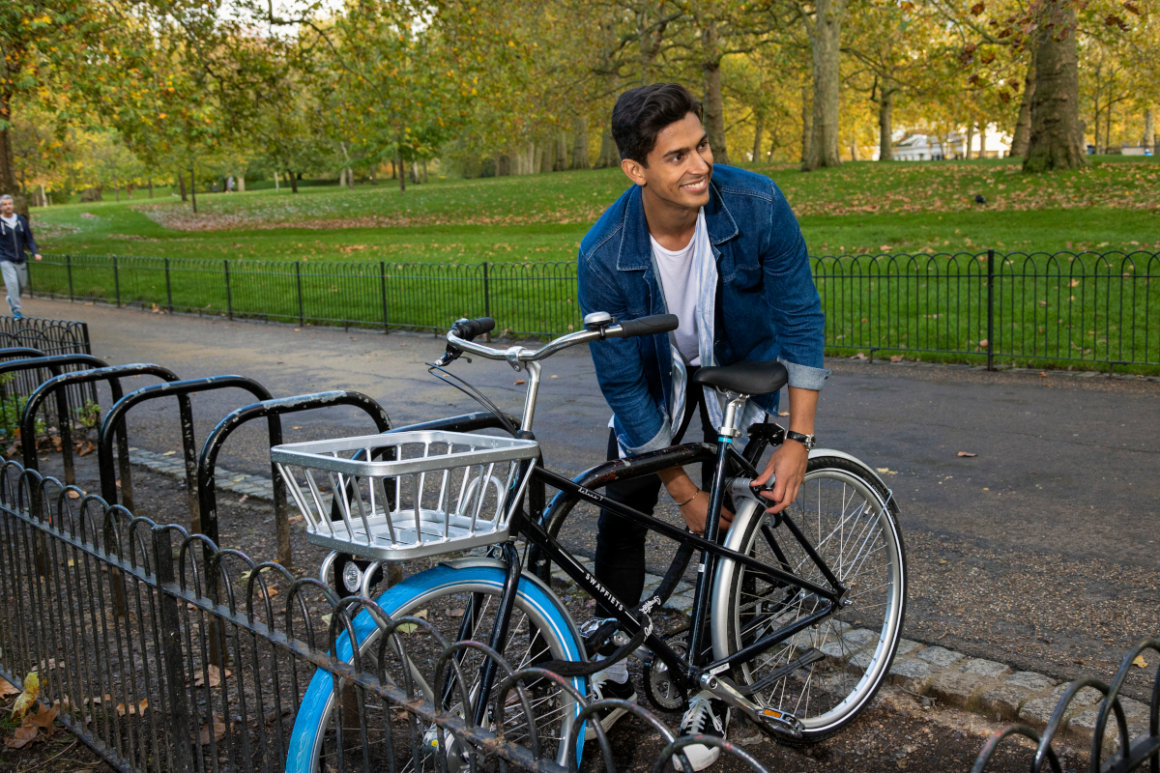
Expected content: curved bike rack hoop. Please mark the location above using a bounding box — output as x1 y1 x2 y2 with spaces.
197 390 391 565
21 362 179 512
0 353 110 488
96 375 281 551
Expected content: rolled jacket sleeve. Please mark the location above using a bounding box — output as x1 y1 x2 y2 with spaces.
762 183 829 391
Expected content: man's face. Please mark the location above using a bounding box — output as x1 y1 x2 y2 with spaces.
0 199 12 217
622 112 713 210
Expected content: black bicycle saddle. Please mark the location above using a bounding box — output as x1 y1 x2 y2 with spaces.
691 360 788 395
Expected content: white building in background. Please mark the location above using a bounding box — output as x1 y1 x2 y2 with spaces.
874 124 1013 161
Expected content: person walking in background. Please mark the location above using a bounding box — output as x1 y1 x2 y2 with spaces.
0 195 42 319
227 175 235 193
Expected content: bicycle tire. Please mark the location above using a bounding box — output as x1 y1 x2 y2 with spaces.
712 454 906 743
286 563 587 773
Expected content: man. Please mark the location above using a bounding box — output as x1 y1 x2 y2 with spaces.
577 84 829 770
0 195 43 319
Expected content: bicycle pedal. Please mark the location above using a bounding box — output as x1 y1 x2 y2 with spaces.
700 673 804 740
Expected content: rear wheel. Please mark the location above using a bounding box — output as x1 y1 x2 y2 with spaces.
715 456 906 742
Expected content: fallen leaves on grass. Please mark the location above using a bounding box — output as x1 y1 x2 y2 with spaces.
957 452 978 458
6 702 59 748
197 718 227 745
0 677 19 697
193 665 232 688
116 699 148 717
890 355 904 362
853 352 867 360
11 672 40 720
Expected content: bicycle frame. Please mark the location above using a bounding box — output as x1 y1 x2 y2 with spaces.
414 319 852 726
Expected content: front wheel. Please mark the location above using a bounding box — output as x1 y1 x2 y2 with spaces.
713 455 906 742
286 563 587 773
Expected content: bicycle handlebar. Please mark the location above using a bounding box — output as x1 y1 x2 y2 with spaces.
436 313 678 367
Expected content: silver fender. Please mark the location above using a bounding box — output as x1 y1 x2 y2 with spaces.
708 449 891 661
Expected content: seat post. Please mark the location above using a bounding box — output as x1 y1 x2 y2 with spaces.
717 393 750 440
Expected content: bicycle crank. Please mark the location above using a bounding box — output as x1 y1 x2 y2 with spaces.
699 673 804 740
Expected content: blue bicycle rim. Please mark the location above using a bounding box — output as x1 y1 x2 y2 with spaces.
286 565 587 773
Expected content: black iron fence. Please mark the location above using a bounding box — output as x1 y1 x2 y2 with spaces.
0 315 97 428
30 250 1160 373
972 641 1159 772
0 463 770 773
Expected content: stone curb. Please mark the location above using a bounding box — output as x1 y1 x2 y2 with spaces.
125 445 1144 746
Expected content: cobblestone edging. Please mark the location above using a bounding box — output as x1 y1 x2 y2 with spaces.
126 445 1143 746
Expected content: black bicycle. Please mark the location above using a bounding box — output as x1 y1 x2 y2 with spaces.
276 313 906 773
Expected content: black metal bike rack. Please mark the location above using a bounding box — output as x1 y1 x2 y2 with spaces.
96 375 281 552
1 354 111 488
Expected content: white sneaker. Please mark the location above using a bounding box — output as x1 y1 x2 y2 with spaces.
673 691 729 771
584 672 638 742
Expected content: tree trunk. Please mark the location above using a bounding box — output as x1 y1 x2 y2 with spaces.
752 114 764 164
594 130 617 168
850 136 858 161
288 170 298 194
274 170 280 192
1023 0 1084 172
556 130 568 171
1010 56 1037 157
571 116 590 169
1105 100 1113 152
800 83 812 165
977 118 986 158
422 158 429 183
964 123 974 160
1146 108 1155 151
878 90 893 161
398 154 406 192
803 0 846 171
190 166 198 213
535 141 546 174
701 21 730 165
179 172 188 201
38 184 47 207
768 133 777 161
237 174 245 192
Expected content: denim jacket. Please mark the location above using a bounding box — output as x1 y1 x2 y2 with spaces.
577 164 829 455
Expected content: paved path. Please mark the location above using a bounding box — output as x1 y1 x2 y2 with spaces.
19 297 1160 692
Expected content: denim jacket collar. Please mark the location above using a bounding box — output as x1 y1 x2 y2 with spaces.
615 179 739 273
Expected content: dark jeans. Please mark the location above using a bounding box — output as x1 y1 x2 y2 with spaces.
593 372 715 618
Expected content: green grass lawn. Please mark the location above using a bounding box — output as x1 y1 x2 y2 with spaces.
23 156 1160 373
30 156 1160 262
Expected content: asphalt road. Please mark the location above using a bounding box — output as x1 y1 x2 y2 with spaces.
17 297 1160 691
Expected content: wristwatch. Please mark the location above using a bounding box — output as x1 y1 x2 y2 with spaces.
785 430 816 450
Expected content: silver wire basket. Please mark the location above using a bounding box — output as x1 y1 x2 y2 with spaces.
271 431 540 560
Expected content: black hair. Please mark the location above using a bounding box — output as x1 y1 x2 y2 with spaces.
610 83 703 165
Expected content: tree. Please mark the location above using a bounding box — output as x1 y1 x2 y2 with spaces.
793 0 849 170
1024 0 1085 171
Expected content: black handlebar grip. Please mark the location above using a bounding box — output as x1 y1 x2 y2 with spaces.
618 314 679 338
454 317 496 341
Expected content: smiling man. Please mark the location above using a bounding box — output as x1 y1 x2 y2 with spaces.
577 83 829 768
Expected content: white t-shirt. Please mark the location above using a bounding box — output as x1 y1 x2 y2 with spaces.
0 214 16 229
650 233 701 366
